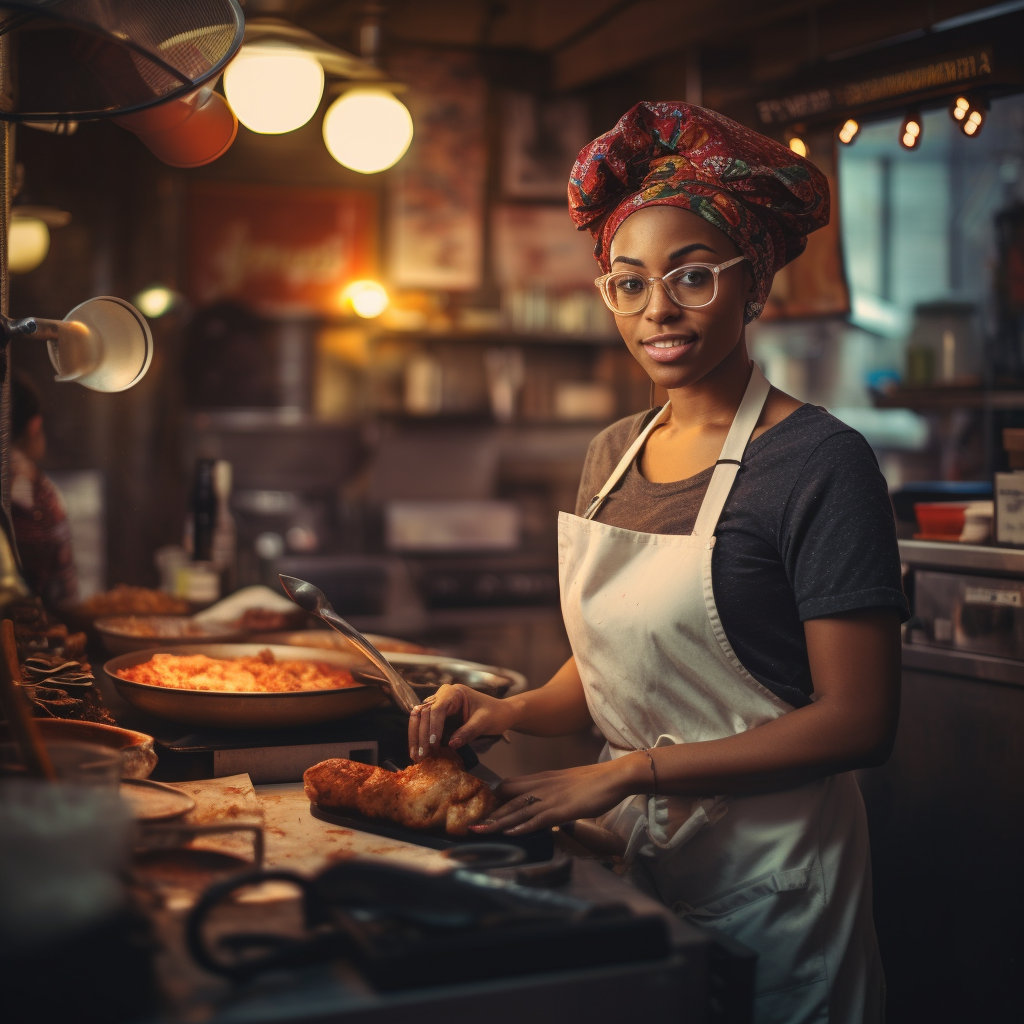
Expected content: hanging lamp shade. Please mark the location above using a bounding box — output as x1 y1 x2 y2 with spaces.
0 0 244 121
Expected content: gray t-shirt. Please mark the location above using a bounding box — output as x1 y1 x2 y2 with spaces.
575 403 908 708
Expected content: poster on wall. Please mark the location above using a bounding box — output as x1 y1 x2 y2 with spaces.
761 138 849 320
492 204 598 288
185 182 377 315
501 92 591 200
387 50 486 291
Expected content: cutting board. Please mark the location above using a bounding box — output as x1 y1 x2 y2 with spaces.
309 803 555 862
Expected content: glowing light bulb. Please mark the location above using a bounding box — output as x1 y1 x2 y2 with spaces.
953 96 970 120
133 285 177 318
838 119 860 145
8 217 50 273
223 44 324 134
341 280 389 318
787 136 808 158
323 88 413 173
906 121 920 138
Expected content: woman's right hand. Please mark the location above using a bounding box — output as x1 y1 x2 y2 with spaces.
408 684 516 762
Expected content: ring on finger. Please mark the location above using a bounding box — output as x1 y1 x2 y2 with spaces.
523 794 540 806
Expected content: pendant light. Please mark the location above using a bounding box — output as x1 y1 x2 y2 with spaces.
322 4 413 174
323 88 413 173
222 0 386 135
223 43 325 135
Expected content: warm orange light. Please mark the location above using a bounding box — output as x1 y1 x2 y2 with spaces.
788 136 808 158
900 113 923 149
838 119 860 144
340 279 389 318
953 96 970 120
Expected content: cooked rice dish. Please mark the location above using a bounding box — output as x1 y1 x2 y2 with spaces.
116 649 359 693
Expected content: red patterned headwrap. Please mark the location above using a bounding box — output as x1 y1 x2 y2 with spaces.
568 101 830 322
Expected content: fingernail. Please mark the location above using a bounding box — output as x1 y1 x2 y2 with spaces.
449 737 462 749
410 748 416 759
503 827 519 835
418 746 423 758
429 734 436 745
481 819 496 826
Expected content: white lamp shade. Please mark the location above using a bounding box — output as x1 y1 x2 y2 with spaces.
223 44 324 135
9 217 50 273
323 88 413 174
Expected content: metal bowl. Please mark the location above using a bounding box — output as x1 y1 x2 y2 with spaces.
96 615 245 657
365 653 528 699
103 644 387 730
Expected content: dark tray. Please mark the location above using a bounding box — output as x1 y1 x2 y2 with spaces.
309 803 555 863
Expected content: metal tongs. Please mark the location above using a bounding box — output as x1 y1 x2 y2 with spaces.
278 575 419 714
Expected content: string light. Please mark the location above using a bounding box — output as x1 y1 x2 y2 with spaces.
899 112 923 150
950 94 986 137
837 119 860 145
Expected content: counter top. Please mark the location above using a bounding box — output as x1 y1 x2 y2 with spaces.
145 783 748 1024
899 538 1024 575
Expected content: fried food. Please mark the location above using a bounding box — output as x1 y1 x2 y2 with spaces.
78 585 191 617
116 649 359 693
303 759 381 810
304 753 497 836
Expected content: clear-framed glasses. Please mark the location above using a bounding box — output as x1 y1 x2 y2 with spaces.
594 255 747 316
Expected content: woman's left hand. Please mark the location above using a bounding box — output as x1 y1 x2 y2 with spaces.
471 758 641 835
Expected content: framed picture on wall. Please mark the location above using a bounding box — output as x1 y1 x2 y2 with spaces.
501 91 591 201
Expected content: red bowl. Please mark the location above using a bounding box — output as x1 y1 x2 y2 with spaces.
914 502 969 538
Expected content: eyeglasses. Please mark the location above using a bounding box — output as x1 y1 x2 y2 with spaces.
595 256 747 316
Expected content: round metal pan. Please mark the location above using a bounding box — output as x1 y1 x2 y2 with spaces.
367 652 528 700
104 644 387 730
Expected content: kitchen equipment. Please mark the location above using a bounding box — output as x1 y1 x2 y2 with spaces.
258 629 440 655
0 619 55 780
95 616 245 656
913 501 970 540
120 779 196 822
310 803 554 861
362 652 527 700
910 568 1024 660
0 741 121 785
0 719 157 779
104 644 386 730
185 859 668 988
279 575 419 714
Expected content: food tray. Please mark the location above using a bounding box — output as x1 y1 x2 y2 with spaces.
309 803 555 862
104 644 386 730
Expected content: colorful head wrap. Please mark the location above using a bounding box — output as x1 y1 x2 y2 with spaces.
568 101 830 322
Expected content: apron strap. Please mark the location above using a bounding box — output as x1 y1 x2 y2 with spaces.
583 404 671 520
583 363 771 529
692 364 771 539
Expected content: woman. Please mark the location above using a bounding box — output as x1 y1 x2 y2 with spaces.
410 102 905 1023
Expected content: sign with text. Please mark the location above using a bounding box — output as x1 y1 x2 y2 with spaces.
186 182 377 315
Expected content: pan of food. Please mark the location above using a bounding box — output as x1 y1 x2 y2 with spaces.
103 645 528 729
104 644 386 729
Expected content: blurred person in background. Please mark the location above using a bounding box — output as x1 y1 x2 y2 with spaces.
10 373 78 606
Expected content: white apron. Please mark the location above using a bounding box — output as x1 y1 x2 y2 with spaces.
558 365 883 1024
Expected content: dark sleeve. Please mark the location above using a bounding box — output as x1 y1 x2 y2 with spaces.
780 430 909 622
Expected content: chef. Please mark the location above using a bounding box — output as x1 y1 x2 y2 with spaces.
410 102 906 1024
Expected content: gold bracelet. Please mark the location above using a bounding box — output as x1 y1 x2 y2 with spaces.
639 748 657 795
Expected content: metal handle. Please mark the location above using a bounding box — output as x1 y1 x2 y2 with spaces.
318 606 420 713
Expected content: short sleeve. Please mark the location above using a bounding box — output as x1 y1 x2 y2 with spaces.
780 430 909 622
